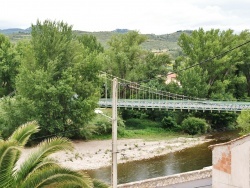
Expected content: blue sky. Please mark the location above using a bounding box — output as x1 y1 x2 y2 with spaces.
1 0 250 34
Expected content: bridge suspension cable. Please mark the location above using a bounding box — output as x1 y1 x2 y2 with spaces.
99 71 250 111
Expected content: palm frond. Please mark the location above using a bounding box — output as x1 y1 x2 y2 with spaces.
93 179 110 188
8 121 39 146
19 167 93 188
15 137 73 183
0 141 20 188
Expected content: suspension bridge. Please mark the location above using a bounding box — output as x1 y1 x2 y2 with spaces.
98 73 250 112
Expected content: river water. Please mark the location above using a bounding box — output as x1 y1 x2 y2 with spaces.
85 130 240 184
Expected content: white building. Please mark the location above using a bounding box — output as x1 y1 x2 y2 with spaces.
210 134 250 188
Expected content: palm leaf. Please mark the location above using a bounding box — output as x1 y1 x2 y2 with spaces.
8 121 39 146
19 167 93 188
0 141 20 188
93 179 110 188
15 137 73 183
0 121 96 188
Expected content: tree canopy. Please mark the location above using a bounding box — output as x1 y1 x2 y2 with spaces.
1 20 102 139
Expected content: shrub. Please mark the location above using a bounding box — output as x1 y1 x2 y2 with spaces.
161 116 178 130
125 118 160 129
237 110 250 135
94 116 125 136
125 118 146 129
181 117 209 135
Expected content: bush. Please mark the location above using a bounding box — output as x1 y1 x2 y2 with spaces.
161 116 178 130
125 118 146 129
181 117 209 135
125 118 160 129
94 116 125 136
237 110 250 135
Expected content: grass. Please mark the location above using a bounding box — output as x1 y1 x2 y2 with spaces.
121 127 185 140
91 114 187 140
90 108 189 141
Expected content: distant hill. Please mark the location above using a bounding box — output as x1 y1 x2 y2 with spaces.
0 28 192 58
0 27 31 34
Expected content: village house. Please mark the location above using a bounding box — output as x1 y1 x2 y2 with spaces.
165 72 180 85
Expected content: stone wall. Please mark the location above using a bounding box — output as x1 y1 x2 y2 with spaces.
117 167 212 188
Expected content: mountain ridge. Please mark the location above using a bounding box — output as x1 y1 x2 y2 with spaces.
0 28 192 57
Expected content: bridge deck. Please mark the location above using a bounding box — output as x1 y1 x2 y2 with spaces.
99 99 250 111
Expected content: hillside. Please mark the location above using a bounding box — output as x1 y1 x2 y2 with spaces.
0 28 192 58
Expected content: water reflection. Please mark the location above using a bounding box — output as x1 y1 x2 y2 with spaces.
86 131 240 184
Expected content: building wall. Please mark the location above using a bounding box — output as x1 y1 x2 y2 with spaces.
231 139 250 188
212 145 232 188
212 136 250 188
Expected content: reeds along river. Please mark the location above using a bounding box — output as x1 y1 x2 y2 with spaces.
85 130 240 184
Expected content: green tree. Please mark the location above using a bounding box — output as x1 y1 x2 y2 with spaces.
142 52 172 80
0 96 36 139
77 34 104 54
177 28 239 99
0 34 19 97
0 121 93 188
104 31 147 80
238 30 250 97
14 20 101 138
178 66 209 98
237 110 250 135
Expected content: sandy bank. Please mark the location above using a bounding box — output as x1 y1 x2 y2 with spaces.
19 136 212 171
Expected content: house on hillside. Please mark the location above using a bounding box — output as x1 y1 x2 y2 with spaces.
210 134 250 188
165 72 180 85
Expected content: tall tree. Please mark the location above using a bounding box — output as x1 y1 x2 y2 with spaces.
142 52 172 80
178 66 209 98
14 20 101 138
238 30 250 97
177 28 239 99
77 34 104 54
0 34 19 97
104 31 147 80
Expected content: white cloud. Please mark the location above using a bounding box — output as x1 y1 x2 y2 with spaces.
1 0 250 34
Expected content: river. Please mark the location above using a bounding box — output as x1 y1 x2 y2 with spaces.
85 130 240 184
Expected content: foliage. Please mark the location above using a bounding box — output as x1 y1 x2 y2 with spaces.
197 111 238 130
4 29 187 58
103 31 173 82
178 66 209 98
104 31 147 80
94 115 125 136
93 179 110 188
237 110 250 135
141 52 172 79
161 116 179 130
77 34 104 53
237 30 250 96
125 118 160 129
13 20 102 139
181 117 209 135
121 109 148 120
0 34 19 97
125 118 146 129
177 28 239 99
0 121 94 188
0 96 36 139
87 109 125 138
